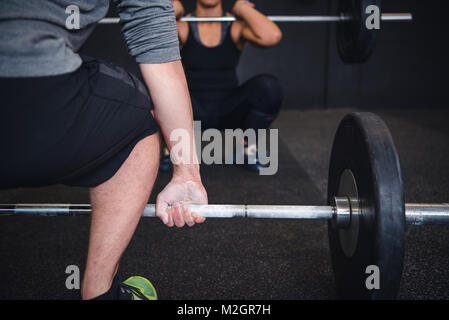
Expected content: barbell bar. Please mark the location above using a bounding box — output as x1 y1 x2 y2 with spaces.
98 13 412 24
1 201 449 226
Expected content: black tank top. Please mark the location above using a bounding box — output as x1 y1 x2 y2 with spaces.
181 16 241 96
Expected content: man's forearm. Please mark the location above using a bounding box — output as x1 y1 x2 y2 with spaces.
139 61 200 180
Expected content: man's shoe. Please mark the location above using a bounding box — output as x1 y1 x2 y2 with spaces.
119 276 158 300
91 275 157 300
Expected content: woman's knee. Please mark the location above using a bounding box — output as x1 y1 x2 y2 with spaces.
248 74 283 114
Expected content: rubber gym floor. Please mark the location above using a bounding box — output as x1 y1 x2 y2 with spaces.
0 108 448 300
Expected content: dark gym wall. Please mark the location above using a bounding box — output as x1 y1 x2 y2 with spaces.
80 0 449 110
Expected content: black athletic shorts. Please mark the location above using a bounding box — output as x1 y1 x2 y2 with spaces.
0 56 159 188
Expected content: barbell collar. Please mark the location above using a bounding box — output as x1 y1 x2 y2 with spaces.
331 197 352 229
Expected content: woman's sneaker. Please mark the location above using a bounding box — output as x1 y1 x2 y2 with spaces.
234 143 268 173
159 154 173 172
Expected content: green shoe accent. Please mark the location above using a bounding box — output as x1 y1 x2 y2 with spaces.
122 276 157 300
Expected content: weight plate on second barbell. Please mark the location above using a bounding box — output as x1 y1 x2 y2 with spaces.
337 0 380 63
327 112 405 299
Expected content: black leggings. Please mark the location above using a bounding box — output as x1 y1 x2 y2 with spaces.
190 74 283 130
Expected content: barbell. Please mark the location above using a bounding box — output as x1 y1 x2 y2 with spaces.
99 0 412 63
99 13 412 24
2 202 448 225
1 112 448 299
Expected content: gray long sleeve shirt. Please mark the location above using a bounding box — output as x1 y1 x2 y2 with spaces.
0 0 181 77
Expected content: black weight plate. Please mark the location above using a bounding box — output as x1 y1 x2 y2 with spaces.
337 0 380 63
327 112 405 299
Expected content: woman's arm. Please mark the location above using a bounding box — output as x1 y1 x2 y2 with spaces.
173 0 189 47
233 1 282 47
173 0 185 18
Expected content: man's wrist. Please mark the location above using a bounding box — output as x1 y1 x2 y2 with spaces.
173 164 201 181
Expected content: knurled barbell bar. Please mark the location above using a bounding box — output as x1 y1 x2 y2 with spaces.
98 0 412 63
1 112 448 300
1 201 448 226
